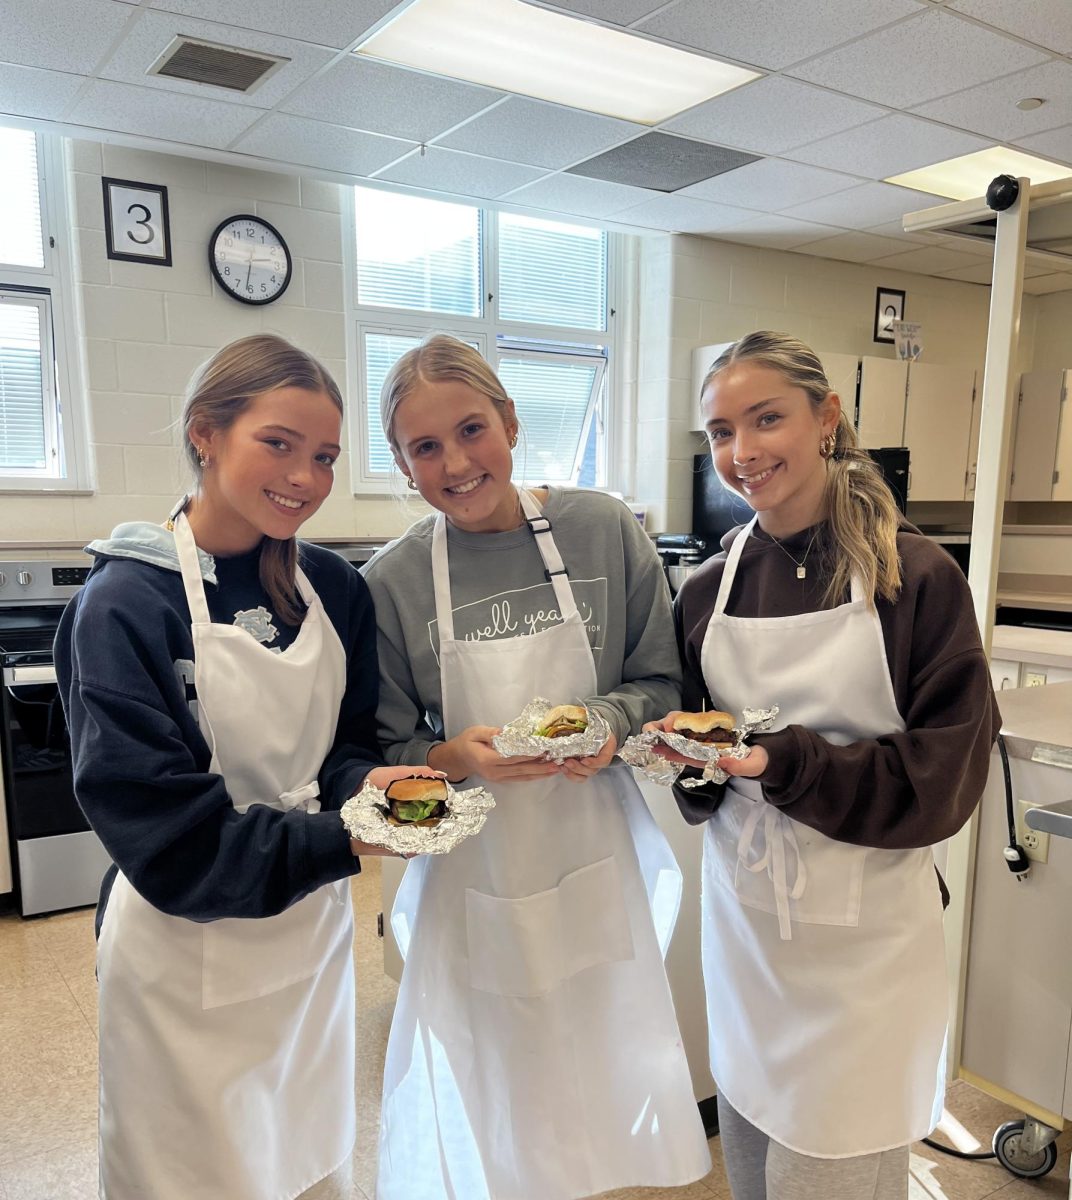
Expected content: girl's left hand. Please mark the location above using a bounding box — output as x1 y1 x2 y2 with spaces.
716 744 768 778
558 734 618 784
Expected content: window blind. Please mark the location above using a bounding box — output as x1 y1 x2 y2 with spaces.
0 128 44 270
498 214 606 332
0 298 47 470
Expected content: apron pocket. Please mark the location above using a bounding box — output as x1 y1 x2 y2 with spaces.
465 856 635 998
201 882 349 1009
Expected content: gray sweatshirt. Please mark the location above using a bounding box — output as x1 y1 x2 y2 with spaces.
361 487 681 765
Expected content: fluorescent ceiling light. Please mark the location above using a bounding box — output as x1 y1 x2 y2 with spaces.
354 0 759 125
887 146 1071 200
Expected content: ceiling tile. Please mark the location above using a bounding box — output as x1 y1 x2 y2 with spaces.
282 57 501 144
0 63 88 120
948 0 1072 56
680 158 859 211
714 214 846 251
790 229 921 263
438 96 643 170
788 113 990 180
610 194 756 234
501 172 657 218
935 259 1055 282
911 61 1072 142
233 112 412 175
781 181 948 230
98 9 334 109
789 9 1048 109
663 76 886 156
636 0 921 71
566 131 757 191
869 244 987 273
145 0 399 49
374 146 546 200
1016 125 1072 168
66 78 262 149
0 0 135 74
528 0 671 24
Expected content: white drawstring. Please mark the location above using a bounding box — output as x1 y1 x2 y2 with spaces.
736 804 807 941
278 781 322 814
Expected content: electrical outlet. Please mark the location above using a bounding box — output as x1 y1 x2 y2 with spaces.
1018 800 1050 864
1024 670 1047 687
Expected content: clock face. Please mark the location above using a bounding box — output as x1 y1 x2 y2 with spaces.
209 215 292 305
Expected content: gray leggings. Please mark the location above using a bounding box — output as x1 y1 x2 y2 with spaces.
717 1095 909 1200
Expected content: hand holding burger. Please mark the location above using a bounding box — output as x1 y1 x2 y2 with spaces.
643 711 769 778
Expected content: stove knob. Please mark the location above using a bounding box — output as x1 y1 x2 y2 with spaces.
16 570 33 586
0 571 6 587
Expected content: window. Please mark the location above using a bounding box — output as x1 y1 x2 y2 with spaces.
0 125 89 489
345 187 615 492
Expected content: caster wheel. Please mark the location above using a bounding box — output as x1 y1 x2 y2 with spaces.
992 1120 1058 1179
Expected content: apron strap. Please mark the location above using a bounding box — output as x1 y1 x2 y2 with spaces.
736 800 808 942
714 514 758 615
430 490 581 645
519 489 578 621
172 509 212 625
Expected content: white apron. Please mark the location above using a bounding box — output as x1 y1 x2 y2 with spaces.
377 491 710 1200
699 516 947 1159
96 511 356 1200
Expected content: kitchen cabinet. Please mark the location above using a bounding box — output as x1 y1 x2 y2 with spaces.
856 358 977 501
1010 370 1070 502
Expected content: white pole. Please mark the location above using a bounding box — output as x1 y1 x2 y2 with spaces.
945 177 1030 1078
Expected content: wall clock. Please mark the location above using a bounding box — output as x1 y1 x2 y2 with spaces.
208 214 292 305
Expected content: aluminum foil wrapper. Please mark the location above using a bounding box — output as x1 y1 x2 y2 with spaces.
339 779 495 856
619 706 780 788
491 697 612 764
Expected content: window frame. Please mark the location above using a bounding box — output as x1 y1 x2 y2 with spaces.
342 186 619 495
0 127 91 493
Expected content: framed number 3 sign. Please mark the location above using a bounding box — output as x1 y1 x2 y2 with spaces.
102 177 172 266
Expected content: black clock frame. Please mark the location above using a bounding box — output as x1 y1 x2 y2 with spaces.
208 213 293 306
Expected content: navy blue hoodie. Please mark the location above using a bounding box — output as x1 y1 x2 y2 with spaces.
54 523 383 927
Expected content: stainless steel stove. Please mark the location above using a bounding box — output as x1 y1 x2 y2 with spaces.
0 558 112 915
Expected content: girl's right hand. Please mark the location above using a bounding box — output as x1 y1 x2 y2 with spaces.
429 726 561 783
643 712 709 766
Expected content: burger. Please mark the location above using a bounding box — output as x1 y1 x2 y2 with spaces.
383 777 449 826
534 704 588 739
671 711 736 749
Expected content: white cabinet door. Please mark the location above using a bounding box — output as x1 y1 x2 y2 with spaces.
857 357 907 448
903 362 975 501
1010 370 1065 501
1052 370 1072 502
989 658 1020 691
818 352 860 411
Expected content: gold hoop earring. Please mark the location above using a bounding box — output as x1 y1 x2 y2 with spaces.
820 433 837 459
406 477 418 491
509 433 518 449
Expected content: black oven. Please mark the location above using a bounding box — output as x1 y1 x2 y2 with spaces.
0 560 111 915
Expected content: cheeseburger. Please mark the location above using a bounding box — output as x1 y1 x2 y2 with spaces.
384 777 449 826
534 704 588 739
672 711 736 748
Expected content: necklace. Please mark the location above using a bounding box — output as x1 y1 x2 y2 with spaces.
766 526 820 580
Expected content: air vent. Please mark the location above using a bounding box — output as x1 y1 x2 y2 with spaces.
148 36 288 94
567 132 758 193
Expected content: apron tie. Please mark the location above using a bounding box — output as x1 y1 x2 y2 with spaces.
278 781 322 814
736 803 807 941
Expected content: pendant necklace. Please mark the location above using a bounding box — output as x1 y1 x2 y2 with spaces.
767 527 820 580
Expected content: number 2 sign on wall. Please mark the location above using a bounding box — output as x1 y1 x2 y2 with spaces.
103 177 172 267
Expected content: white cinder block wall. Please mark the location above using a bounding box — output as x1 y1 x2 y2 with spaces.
4 138 419 545
634 232 1035 533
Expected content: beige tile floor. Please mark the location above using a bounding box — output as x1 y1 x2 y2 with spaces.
0 859 1068 1200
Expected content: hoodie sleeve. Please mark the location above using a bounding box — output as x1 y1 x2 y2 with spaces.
55 567 360 922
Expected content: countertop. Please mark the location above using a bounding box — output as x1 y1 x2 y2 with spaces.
999 681 1072 839
991 625 1072 667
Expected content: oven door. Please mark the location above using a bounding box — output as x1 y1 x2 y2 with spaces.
2 662 112 914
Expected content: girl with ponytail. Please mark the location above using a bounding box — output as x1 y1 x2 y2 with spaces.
650 330 998 1200
56 334 435 1200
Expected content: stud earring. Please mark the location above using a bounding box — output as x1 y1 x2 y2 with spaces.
406 477 418 491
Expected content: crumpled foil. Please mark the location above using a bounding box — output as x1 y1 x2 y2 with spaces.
618 706 780 788
491 697 612 764
339 778 495 855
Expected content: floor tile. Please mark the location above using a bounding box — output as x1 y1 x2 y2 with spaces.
0 1132 97 1200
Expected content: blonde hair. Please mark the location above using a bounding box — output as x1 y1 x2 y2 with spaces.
702 331 902 607
181 334 343 625
380 333 516 454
